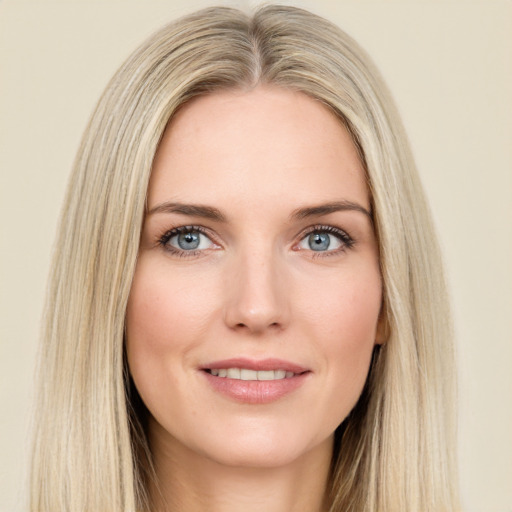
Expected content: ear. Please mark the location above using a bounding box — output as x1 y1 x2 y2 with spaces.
375 301 389 345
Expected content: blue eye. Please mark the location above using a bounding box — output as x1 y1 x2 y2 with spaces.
307 232 332 251
297 226 353 254
159 226 216 255
176 231 201 250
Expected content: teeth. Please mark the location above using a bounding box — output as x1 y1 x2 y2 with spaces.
208 368 296 380
257 370 276 381
240 368 257 380
227 368 240 379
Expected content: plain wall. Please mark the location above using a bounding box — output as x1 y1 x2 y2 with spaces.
1 1 511 510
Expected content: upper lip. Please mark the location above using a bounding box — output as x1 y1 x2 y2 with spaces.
200 358 310 374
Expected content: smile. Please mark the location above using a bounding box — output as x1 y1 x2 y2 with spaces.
206 368 296 380
200 358 310 404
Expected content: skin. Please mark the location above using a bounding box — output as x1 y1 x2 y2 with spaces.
125 86 383 512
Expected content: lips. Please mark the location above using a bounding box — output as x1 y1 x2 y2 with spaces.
200 358 311 404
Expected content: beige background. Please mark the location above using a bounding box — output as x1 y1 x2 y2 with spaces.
1 1 511 510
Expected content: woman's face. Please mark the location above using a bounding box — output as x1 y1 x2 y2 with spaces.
126 86 383 469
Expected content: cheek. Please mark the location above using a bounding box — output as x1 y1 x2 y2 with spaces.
126 258 214 348
124 258 217 406
300 263 382 347
298 267 382 419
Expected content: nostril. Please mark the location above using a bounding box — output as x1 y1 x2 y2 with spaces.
233 321 281 332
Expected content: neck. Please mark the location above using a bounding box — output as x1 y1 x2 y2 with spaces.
147 419 333 512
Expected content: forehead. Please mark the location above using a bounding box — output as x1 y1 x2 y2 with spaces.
149 86 369 212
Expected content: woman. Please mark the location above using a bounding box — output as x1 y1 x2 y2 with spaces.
31 5 459 511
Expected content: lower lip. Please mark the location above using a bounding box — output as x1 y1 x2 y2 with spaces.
202 371 310 404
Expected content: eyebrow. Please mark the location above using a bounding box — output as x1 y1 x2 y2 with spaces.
147 200 371 222
289 200 372 221
147 202 227 222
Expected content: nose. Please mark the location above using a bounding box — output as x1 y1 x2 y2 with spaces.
223 245 290 335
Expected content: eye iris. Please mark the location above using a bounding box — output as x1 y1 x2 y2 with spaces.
308 232 330 251
177 231 200 250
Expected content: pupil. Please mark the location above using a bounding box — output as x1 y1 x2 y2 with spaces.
309 233 330 251
178 231 200 250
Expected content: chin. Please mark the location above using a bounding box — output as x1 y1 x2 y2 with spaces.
192 424 333 470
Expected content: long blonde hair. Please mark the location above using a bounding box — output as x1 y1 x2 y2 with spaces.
31 5 459 511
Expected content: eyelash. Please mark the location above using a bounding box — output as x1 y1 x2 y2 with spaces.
300 225 355 258
157 225 213 258
156 224 355 259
